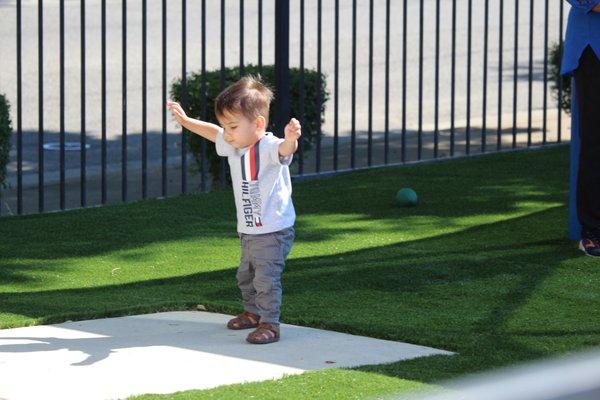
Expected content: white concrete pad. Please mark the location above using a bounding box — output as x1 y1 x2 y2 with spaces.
0 311 453 400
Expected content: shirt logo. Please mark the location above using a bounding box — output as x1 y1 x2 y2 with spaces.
240 141 263 228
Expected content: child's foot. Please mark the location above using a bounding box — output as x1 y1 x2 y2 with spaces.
580 230 600 257
227 311 260 330
246 323 280 344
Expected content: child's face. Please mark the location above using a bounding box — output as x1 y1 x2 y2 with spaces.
217 110 266 149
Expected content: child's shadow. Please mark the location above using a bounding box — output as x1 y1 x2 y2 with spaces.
0 336 118 366
0 315 234 367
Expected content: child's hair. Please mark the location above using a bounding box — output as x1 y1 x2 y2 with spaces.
215 75 274 125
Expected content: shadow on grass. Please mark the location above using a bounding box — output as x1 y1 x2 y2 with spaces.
1 146 590 385
0 205 591 384
0 147 570 286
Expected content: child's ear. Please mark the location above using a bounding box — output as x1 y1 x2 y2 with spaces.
255 115 266 131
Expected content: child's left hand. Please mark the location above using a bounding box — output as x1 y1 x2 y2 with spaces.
284 118 302 142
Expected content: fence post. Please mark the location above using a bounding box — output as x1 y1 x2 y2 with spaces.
274 0 290 138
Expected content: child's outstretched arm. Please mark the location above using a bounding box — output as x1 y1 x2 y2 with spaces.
279 118 301 157
167 100 220 143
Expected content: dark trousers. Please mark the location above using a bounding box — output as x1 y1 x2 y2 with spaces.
573 46 600 233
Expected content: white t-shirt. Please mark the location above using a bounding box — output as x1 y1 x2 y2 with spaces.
215 128 296 234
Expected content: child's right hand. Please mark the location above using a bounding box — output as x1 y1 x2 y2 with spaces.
167 101 189 126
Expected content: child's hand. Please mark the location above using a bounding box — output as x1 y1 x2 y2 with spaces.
167 100 189 126
284 118 301 142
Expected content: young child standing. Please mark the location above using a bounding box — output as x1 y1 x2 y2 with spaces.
167 75 300 344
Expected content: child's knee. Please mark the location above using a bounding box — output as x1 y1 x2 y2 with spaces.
236 264 254 286
253 263 282 294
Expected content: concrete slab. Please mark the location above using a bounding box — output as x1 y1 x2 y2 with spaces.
0 311 453 400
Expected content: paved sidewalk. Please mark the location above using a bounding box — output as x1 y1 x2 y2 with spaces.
0 311 453 400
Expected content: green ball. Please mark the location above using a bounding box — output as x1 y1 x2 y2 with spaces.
395 188 418 207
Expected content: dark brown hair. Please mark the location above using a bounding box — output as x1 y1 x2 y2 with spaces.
215 75 274 125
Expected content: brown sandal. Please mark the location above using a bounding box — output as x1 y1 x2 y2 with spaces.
227 311 260 330
246 323 280 344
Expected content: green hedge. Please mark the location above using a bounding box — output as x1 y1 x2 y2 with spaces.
549 42 571 114
170 65 329 187
0 93 11 189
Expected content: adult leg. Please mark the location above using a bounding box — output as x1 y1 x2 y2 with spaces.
573 46 600 233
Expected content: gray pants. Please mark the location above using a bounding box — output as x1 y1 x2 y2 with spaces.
237 226 295 325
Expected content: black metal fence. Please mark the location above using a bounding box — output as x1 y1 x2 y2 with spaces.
0 0 567 216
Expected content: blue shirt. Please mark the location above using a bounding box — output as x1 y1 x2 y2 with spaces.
561 0 600 76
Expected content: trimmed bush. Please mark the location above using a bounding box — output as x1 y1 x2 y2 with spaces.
549 42 571 114
170 65 329 187
0 93 11 189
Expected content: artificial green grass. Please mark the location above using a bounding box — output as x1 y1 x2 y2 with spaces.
128 370 432 400
1 146 599 399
